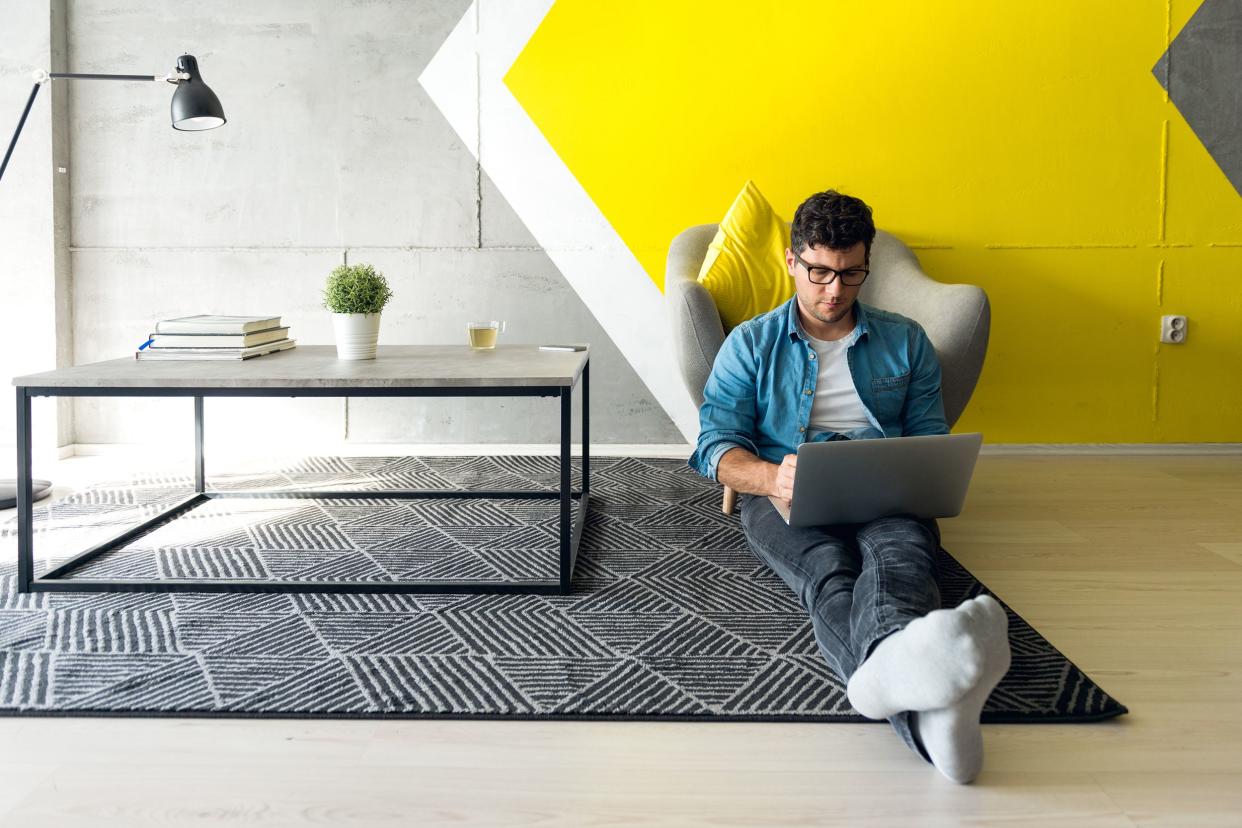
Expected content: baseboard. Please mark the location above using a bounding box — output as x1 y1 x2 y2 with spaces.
67 443 698 460
42 442 1242 462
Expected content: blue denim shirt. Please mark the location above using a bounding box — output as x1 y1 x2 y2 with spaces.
688 298 949 481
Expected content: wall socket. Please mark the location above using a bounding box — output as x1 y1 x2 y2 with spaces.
1160 315 1188 344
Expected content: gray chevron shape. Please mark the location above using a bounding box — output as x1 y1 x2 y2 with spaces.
1153 0 1242 196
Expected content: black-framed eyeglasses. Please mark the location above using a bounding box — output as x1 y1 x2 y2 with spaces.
792 250 870 286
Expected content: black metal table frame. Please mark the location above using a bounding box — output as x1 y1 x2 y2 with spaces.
14 364 588 596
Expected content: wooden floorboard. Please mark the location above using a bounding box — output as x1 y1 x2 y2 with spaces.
0 454 1240 826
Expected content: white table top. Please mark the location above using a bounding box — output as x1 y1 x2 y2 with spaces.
13 345 589 389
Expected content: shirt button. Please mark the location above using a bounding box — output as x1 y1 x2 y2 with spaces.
804 389 813 395
809 353 816 360
799 426 806 432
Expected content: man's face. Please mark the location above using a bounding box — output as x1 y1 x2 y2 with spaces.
785 241 868 328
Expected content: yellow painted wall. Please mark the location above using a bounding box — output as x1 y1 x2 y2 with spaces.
506 0 1242 442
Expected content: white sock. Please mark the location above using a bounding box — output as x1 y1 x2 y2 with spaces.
846 594 1006 720
914 597 1011 784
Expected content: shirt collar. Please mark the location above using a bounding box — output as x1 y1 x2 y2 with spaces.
784 296 872 343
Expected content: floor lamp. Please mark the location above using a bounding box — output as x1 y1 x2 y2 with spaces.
0 54 225 510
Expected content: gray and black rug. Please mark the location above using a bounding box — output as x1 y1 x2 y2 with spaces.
0 456 1126 722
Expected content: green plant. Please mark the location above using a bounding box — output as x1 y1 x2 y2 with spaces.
322 263 394 314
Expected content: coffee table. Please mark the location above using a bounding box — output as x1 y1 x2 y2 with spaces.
11 345 589 595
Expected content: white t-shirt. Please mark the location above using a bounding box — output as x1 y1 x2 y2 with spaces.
804 328 873 434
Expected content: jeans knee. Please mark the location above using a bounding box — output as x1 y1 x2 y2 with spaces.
801 558 856 612
860 517 937 554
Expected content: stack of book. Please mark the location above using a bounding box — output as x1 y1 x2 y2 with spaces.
136 315 296 361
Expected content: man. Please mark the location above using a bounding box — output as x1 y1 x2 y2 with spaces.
688 190 1011 783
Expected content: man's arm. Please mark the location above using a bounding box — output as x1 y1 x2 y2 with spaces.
688 326 763 481
718 447 797 502
902 323 950 436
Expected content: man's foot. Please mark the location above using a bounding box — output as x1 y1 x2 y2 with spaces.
913 599 1011 783
846 594 1007 720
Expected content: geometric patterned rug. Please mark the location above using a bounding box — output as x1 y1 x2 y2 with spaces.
0 456 1127 722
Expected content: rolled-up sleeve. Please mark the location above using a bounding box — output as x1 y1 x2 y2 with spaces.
687 326 761 481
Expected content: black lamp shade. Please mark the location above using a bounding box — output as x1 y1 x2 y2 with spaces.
171 54 225 131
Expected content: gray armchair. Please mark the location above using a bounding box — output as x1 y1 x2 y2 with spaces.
667 225 990 514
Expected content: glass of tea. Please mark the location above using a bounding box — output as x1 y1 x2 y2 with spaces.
467 320 505 350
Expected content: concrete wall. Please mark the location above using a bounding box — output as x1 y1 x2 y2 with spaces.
1 0 683 456
0 0 73 468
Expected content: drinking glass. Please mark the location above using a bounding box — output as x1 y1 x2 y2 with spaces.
467 320 505 350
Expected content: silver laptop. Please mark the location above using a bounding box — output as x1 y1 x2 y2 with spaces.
771 433 983 527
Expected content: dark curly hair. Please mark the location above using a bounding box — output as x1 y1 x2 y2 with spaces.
790 189 876 262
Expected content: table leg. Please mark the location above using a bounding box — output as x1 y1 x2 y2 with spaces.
582 359 589 497
16 388 33 593
194 396 205 494
559 385 572 593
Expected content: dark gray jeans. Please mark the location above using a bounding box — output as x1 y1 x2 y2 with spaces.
738 493 941 759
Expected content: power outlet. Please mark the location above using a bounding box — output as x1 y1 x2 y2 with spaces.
1160 315 1188 344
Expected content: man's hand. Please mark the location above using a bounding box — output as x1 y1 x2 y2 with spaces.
771 453 797 505
717 448 799 506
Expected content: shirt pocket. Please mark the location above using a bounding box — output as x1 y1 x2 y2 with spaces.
870 372 911 422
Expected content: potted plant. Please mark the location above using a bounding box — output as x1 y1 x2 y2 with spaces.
323 263 393 360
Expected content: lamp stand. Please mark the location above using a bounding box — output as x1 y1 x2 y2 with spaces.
2 56 225 516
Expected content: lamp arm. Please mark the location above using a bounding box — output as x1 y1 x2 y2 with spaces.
46 72 190 83
1 67 195 184
0 82 42 185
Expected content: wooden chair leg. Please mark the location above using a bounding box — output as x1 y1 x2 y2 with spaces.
721 485 738 515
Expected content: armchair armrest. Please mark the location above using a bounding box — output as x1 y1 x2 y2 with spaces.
666 224 726 408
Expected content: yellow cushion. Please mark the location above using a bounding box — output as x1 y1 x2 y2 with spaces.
697 180 794 330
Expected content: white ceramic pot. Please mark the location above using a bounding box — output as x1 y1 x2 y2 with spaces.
332 312 382 360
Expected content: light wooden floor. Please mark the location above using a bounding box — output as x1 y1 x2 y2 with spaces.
1 454 1240 827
